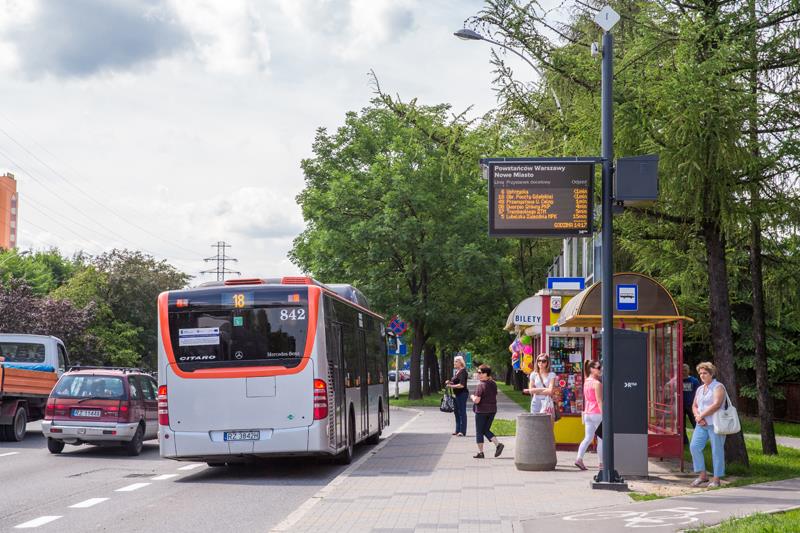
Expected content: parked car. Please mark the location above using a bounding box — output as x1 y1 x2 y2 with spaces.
41 367 158 456
0 334 68 441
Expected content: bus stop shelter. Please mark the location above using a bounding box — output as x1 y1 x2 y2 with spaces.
556 273 692 462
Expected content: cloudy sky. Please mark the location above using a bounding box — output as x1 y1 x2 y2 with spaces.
0 0 560 283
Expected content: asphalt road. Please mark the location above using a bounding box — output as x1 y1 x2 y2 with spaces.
0 409 414 532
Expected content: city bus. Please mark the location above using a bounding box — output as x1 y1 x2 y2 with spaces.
157 276 388 465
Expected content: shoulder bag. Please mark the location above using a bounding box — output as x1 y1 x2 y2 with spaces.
712 386 741 435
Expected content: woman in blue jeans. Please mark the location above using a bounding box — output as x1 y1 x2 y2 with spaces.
690 362 727 488
446 356 468 436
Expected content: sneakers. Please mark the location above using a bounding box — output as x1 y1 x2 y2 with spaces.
494 443 505 457
707 480 721 488
690 477 709 487
473 452 485 459
574 459 587 471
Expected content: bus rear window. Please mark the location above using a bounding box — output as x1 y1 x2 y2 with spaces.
168 292 308 371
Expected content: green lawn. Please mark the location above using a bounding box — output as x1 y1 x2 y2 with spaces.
739 416 800 439
497 382 530 411
689 508 800 532
389 390 445 408
491 418 516 437
689 436 800 488
628 493 664 502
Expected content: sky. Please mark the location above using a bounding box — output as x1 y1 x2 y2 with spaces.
0 0 563 284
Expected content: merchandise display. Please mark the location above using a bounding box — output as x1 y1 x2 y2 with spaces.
548 336 585 415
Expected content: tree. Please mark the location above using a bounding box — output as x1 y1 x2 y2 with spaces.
292 101 510 399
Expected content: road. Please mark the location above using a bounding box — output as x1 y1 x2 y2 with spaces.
0 409 414 532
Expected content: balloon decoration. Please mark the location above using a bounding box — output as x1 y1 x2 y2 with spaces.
509 334 534 375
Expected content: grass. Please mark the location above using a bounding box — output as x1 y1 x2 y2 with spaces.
688 508 800 532
497 382 530 411
389 390 445 408
739 416 800 439
628 493 665 502
491 418 516 437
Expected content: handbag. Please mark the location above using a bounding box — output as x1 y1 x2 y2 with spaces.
540 396 561 422
712 387 741 435
440 390 455 413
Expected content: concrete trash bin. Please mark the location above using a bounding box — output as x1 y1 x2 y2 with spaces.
514 413 557 471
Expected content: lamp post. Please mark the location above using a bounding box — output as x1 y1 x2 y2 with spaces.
0 249 30 269
454 28 563 117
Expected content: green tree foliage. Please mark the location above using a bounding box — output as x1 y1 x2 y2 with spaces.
291 101 513 399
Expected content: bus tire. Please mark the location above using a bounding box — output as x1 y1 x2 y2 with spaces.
335 411 355 465
47 438 65 454
365 404 382 445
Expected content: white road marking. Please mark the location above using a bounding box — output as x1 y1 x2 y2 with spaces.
177 463 205 471
115 482 150 492
270 409 423 532
69 498 109 509
151 474 178 481
0 451 20 457
14 516 62 528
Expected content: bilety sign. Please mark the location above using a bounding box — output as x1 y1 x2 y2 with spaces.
484 159 594 237
513 296 542 326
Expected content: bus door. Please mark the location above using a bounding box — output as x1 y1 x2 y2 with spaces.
328 323 345 449
358 328 368 438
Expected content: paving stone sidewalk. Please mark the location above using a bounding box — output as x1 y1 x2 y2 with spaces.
285 388 629 533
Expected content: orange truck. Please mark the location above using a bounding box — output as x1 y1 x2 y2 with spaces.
0 335 69 441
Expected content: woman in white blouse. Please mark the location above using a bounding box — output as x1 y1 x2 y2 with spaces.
524 354 556 414
690 361 727 488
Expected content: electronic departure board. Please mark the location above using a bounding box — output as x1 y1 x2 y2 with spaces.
487 161 594 237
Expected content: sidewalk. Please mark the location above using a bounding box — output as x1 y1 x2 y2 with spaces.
519 477 800 532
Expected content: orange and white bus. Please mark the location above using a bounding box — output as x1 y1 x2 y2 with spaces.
157 277 388 465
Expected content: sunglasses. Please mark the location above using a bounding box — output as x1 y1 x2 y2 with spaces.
537 359 549 363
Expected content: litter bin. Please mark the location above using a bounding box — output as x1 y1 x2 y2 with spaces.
515 413 557 471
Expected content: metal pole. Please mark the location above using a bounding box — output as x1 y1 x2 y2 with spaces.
596 29 625 488
395 353 400 398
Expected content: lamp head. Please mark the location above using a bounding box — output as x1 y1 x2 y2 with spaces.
454 28 483 41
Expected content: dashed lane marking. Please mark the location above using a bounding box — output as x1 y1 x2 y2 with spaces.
177 463 205 471
151 474 179 481
0 451 20 457
14 516 62 528
115 482 151 492
69 498 109 509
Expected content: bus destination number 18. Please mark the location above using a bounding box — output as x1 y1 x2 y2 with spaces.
280 309 306 321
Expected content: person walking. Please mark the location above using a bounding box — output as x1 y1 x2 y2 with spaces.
575 361 602 471
445 355 469 436
682 363 701 445
470 364 504 459
525 354 556 414
690 362 727 488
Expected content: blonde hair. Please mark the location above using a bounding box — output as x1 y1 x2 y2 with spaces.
696 362 716 376
454 355 465 368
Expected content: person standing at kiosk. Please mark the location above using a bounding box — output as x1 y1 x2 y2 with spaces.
575 361 603 471
525 354 557 415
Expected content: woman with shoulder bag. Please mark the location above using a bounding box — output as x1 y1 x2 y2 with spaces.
445 356 469 436
524 354 557 419
690 362 728 488
470 364 504 459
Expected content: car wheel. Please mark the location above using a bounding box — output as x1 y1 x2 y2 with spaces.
47 438 65 454
11 406 27 442
125 424 145 456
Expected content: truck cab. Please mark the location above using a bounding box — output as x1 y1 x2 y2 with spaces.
0 334 69 441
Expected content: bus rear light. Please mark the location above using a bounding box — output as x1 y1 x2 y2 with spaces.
313 379 328 420
158 385 169 425
282 276 313 285
224 278 263 286
176 298 189 308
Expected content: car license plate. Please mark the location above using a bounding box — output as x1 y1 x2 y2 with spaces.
72 409 101 417
224 431 260 441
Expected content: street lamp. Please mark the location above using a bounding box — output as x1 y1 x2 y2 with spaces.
0 249 31 268
453 28 563 116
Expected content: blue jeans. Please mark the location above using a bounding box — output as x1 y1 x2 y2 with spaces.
453 392 468 435
690 423 726 478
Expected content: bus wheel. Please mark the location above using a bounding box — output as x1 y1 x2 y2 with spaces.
335 412 355 465
366 406 382 445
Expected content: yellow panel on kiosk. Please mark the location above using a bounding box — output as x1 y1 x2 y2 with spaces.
553 416 584 444
550 295 573 325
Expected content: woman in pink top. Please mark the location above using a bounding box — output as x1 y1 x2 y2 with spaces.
575 361 602 471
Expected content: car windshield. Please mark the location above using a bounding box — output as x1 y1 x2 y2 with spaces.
53 375 126 400
0 342 46 364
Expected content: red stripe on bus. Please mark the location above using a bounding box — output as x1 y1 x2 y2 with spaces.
157 286 320 379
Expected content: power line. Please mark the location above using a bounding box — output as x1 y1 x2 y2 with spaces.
200 241 241 281
0 118 206 257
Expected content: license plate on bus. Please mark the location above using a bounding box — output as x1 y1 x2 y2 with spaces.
224 431 260 441
72 409 101 417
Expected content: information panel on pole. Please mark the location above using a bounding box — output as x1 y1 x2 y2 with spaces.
486 160 594 237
